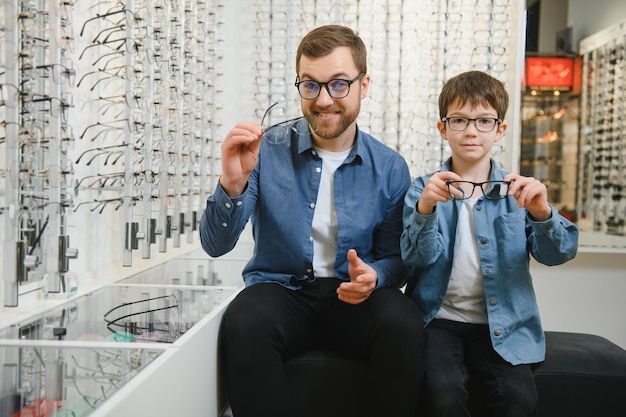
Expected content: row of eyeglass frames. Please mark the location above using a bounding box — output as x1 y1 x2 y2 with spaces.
580 34 626 236
0 0 226 304
251 0 520 179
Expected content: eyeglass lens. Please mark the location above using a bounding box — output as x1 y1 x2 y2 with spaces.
296 73 363 100
444 117 499 132
447 180 510 200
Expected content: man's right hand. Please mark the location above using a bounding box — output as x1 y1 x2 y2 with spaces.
220 121 264 197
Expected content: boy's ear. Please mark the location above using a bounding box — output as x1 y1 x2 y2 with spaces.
495 120 508 141
436 120 447 138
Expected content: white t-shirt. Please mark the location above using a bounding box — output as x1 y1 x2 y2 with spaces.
312 147 350 278
436 198 488 324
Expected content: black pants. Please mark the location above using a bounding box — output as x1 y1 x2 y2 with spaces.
220 279 425 417
422 319 538 417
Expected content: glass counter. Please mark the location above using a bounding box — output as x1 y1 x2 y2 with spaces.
0 285 237 343
119 257 247 287
0 342 166 417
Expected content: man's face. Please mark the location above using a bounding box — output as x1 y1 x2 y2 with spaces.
297 46 370 150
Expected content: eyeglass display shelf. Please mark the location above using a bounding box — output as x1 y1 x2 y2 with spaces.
0 283 240 417
0 339 169 417
0 284 238 343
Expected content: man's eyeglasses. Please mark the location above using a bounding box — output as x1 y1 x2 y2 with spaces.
294 72 365 100
442 117 501 132
446 180 512 200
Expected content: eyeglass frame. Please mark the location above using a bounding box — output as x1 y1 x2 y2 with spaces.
294 72 365 100
445 179 513 201
260 101 305 143
441 116 502 132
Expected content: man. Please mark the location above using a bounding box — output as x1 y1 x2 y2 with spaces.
200 25 423 417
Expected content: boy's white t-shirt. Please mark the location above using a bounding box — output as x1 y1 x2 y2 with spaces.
436 198 489 324
312 147 350 278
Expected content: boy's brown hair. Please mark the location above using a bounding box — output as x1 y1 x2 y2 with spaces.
438 70 509 121
296 25 367 76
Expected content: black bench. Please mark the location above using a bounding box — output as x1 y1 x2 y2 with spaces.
283 331 626 417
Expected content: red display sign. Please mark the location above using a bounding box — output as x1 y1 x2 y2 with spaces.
524 56 575 91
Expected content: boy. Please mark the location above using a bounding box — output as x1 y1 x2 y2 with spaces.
401 70 578 417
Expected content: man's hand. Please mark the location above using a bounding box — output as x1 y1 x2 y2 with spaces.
337 249 377 305
220 121 263 197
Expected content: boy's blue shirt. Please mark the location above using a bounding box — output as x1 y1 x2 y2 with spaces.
401 158 579 365
200 119 410 290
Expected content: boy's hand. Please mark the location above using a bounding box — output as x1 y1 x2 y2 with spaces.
505 173 551 221
417 171 463 214
337 249 377 305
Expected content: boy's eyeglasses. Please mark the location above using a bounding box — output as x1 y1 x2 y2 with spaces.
446 180 512 200
442 117 501 132
294 72 364 100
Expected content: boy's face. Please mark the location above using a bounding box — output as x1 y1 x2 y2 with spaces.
436 99 507 167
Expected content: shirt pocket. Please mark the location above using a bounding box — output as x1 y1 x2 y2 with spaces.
493 210 528 268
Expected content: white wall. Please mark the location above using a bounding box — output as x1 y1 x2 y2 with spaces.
532 251 626 349
568 0 626 50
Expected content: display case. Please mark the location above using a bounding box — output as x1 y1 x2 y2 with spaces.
119 256 247 288
0 283 240 417
0 285 237 344
0 341 167 417
520 92 579 221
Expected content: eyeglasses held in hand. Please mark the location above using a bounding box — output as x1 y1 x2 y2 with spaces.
260 101 305 144
442 117 501 132
294 72 365 100
446 180 512 201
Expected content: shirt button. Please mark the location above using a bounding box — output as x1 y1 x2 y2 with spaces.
416 219 422 225
306 268 312 273
225 202 232 209
312 150 317 156
490 299 497 306
315 167 321 173
480 238 487 244
485 268 492 274
309 236 313 241
222 222 228 227
236 201 243 207
545 224 552 230
309 202 315 209
476 205 482 211
494 330 501 336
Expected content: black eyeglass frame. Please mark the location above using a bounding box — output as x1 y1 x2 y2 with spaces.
445 179 513 201
441 116 502 132
294 72 365 100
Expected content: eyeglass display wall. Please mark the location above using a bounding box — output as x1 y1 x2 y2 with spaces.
250 0 524 178
1 0 525 307
1 0 226 307
578 18 626 248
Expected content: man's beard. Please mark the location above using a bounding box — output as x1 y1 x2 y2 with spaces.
306 103 360 140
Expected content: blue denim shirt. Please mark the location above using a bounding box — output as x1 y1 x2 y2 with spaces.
200 119 410 290
401 159 579 365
